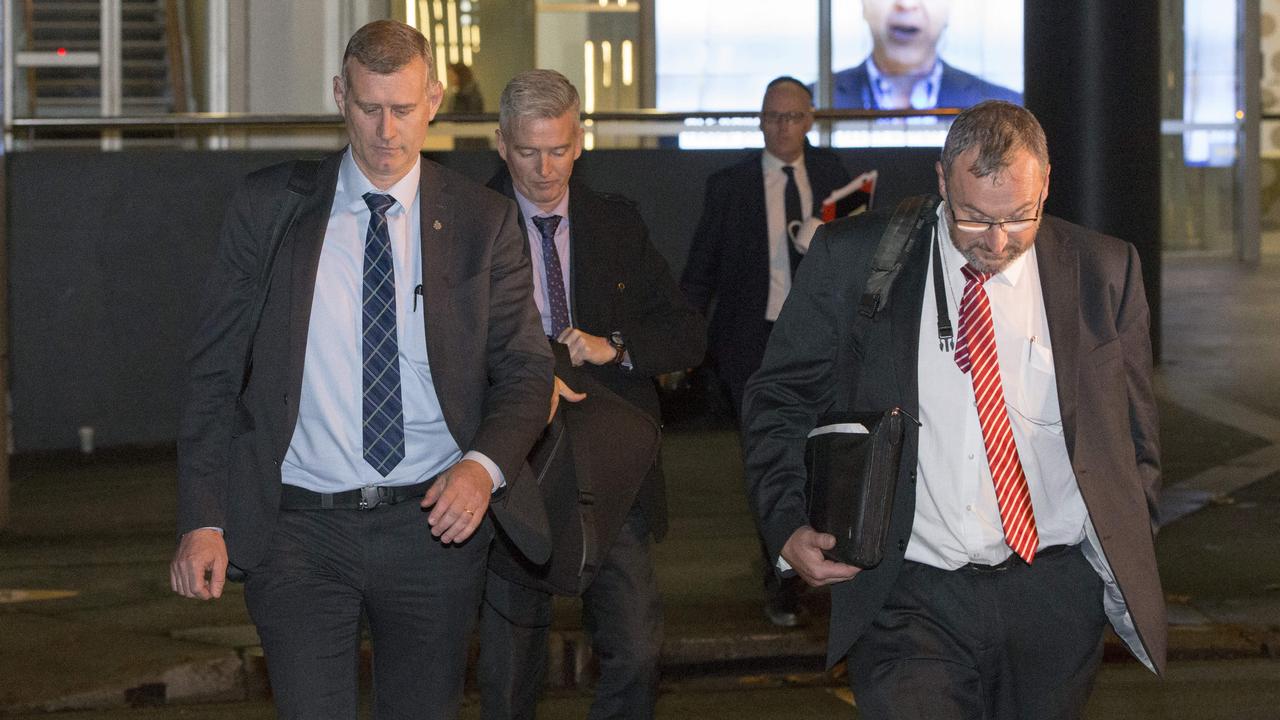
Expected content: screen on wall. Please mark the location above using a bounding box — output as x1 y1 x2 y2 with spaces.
656 0 1024 148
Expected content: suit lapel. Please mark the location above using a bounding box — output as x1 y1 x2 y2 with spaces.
566 184 605 329
1036 220 1081 456
418 159 462 436
283 151 342 447
743 155 770 271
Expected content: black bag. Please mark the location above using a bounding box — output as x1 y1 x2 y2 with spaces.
487 344 660 596
804 408 908 569
802 195 936 570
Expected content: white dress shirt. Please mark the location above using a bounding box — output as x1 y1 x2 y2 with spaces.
762 150 814 321
909 205 1088 568
281 148 500 493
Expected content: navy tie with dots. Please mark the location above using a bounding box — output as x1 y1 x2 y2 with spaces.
361 192 405 477
533 214 572 338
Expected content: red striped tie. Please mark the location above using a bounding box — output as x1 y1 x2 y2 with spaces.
954 264 1039 563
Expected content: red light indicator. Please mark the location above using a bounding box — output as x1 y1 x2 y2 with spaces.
57 47 67 56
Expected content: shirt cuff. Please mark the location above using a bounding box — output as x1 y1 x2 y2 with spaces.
193 527 224 535
463 450 506 493
776 556 793 573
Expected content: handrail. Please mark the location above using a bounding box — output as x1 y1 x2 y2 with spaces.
7 107 963 130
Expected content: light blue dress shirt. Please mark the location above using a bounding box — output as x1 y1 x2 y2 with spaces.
281 149 501 493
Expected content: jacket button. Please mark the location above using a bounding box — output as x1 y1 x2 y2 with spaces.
897 539 907 551
617 282 625 291
909 470 917 482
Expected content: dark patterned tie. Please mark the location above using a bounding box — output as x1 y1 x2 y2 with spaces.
955 264 1039 562
361 192 405 477
782 165 803 276
532 214 571 337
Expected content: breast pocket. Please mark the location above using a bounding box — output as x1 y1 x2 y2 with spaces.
1013 339 1064 432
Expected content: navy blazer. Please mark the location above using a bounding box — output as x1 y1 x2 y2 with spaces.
680 145 851 409
177 151 555 570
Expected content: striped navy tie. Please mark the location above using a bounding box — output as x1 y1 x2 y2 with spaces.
361 192 405 476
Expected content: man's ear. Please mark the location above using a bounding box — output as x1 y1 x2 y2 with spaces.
332 75 347 118
935 161 947 200
496 128 509 161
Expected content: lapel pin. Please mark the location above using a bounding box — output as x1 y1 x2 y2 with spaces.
433 220 443 231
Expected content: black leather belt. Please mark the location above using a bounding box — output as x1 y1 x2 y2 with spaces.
280 480 432 511
961 544 1073 573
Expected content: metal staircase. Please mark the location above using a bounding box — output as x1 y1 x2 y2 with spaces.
20 0 190 117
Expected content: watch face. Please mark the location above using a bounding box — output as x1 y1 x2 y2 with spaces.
609 331 624 348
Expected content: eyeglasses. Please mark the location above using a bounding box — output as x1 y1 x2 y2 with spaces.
947 175 1047 234
760 110 811 126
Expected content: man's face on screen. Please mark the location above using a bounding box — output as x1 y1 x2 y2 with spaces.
863 0 952 76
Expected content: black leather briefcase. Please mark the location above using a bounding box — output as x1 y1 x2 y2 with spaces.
804 407 907 569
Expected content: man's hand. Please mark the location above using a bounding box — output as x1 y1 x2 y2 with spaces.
556 327 615 366
780 526 861 587
547 375 588 423
170 529 229 600
422 459 492 543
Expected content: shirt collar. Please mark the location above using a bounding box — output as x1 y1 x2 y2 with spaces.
762 148 806 174
866 55 944 108
935 202 1032 289
335 146 421 215
513 185 570 223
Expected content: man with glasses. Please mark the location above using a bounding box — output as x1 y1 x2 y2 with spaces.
682 75 851 627
743 100 1165 717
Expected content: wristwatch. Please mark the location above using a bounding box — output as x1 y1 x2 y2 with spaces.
608 331 627 365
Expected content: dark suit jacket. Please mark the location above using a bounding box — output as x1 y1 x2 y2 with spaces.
488 169 707 540
680 146 850 410
742 207 1166 673
830 59 1023 110
177 150 555 571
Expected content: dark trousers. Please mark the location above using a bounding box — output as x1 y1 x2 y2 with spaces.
847 544 1107 720
726 320 803 611
243 500 491 720
478 507 663 720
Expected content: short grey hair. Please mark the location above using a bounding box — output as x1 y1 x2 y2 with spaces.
499 69 581 136
342 20 435 87
940 100 1048 181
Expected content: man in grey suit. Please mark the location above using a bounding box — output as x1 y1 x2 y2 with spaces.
744 101 1164 718
169 20 552 719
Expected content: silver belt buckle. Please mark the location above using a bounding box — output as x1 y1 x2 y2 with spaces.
358 486 385 510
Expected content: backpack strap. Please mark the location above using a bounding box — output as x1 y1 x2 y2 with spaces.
857 194 940 320
238 159 321 396
843 194 940 410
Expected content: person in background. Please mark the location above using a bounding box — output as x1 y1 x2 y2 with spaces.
680 76 851 628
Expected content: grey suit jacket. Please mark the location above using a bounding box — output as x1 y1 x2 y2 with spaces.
177 149 555 571
743 205 1166 673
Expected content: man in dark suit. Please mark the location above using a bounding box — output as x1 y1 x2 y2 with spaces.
477 69 706 720
830 0 1021 110
169 21 553 719
744 101 1165 718
681 76 850 627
